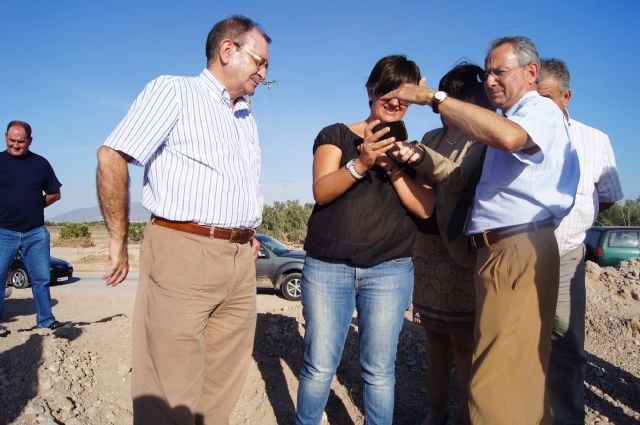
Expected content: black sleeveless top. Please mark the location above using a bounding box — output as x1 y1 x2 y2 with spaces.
303 123 417 268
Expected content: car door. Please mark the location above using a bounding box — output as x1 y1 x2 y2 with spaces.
255 244 277 287
605 230 640 265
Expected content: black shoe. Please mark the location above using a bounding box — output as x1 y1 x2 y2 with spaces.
47 321 68 330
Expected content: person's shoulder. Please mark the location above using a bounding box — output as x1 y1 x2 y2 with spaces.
421 128 443 144
143 74 185 90
570 118 609 140
317 123 347 137
26 151 53 165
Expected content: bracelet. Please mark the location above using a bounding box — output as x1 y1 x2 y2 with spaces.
345 159 365 180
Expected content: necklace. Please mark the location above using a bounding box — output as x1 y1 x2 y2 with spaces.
445 137 458 146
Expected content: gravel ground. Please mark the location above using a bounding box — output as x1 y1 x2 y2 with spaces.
1 259 639 424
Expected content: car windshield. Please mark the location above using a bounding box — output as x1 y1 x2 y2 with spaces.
258 235 290 254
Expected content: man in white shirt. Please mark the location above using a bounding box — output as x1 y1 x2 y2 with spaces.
538 58 624 425
384 36 579 425
97 16 270 425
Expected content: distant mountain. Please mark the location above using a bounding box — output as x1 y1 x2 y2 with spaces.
49 202 150 223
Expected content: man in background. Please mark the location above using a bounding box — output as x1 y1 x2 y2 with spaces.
538 58 624 424
97 15 270 425
0 120 63 335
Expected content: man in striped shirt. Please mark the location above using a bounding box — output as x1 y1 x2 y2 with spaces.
538 58 624 424
97 15 270 425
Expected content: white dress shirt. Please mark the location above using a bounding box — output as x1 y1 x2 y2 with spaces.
555 117 624 254
104 69 263 228
468 91 580 233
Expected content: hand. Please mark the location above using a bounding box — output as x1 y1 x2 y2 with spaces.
358 120 397 169
250 237 260 261
102 237 129 286
390 141 425 166
381 77 433 106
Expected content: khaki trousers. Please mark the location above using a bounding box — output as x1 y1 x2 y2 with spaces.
132 222 257 425
469 227 559 425
546 244 587 424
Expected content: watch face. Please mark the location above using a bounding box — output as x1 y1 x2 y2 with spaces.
435 91 447 102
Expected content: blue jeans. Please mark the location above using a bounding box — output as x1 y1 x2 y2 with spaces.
295 255 414 425
0 226 55 327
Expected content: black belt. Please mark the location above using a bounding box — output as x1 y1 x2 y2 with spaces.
469 219 554 249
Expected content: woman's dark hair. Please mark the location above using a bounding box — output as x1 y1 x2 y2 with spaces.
439 62 492 110
366 55 421 106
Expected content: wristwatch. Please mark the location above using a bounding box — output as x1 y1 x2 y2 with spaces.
345 159 365 180
432 90 448 114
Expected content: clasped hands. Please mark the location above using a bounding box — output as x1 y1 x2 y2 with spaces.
359 120 424 170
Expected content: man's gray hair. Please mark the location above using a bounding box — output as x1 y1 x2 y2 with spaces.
488 36 540 68
540 58 571 95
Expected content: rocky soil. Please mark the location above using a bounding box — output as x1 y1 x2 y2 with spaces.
1 258 639 425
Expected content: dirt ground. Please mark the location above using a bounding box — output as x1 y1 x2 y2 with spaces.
1 225 639 424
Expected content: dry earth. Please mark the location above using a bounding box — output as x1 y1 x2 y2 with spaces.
1 226 639 424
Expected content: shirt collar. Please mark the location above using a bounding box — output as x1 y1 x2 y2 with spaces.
500 90 538 117
198 68 250 111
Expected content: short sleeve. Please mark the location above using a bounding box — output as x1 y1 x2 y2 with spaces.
507 95 566 165
43 159 62 195
596 133 624 203
103 76 180 166
312 123 351 154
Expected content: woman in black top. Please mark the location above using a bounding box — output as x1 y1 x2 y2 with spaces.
296 55 435 425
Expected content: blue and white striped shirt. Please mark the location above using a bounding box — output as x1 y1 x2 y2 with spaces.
104 68 263 228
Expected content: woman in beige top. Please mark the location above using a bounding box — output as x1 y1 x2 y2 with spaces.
410 63 492 425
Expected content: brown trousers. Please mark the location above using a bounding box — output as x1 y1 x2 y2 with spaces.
469 227 559 425
132 223 257 425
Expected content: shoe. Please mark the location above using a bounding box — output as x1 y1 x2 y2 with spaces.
0 325 10 337
47 320 68 330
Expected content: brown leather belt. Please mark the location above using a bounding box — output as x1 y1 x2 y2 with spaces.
469 219 554 249
151 216 255 244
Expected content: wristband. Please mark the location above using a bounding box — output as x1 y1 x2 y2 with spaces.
345 159 365 180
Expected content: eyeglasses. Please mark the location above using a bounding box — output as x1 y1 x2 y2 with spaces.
482 65 526 81
233 41 269 71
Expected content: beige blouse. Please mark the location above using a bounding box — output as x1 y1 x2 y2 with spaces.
415 128 485 269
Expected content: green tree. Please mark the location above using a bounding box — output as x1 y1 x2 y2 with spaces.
258 200 314 245
596 197 640 226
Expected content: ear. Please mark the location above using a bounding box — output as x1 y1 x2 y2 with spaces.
562 88 572 109
527 62 539 85
218 39 236 66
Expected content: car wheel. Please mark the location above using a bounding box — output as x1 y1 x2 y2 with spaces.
10 268 30 289
280 273 302 301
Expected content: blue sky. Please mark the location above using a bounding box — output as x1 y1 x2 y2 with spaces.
1 0 638 219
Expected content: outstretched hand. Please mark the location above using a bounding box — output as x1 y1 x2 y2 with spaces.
102 237 129 286
381 77 432 106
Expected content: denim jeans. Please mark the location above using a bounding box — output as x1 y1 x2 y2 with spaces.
295 255 413 425
0 226 55 327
